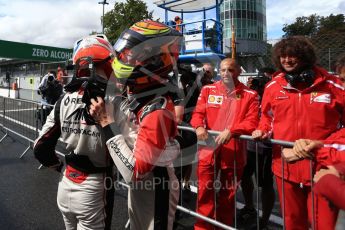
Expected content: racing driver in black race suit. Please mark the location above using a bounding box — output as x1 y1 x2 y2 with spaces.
89 20 183 230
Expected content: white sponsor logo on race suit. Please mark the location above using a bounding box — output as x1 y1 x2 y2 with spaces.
310 92 331 104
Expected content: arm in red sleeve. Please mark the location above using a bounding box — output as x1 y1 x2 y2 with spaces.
314 174 345 210
315 147 345 170
230 93 259 135
323 128 345 146
190 86 207 129
133 109 174 180
105 103 176 183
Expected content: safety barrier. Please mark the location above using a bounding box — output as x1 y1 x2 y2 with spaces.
176 126 294 230
0 96 63 159
0 96 40 158
0 96 333 230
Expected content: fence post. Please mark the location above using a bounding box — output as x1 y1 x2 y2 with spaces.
0 97 8 143
255 142 260 230
19 142 31 159
281 152 286 230
214 151 217 225
328 48 331 72
310 160 315 230
35 103 39 139
233 144 238 229
0 132 7 142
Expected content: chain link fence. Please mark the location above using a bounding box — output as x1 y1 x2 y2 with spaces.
235 32 345 72
311 32 345 72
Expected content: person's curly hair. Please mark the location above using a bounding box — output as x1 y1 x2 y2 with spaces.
335 53 345 74
272 36 317 71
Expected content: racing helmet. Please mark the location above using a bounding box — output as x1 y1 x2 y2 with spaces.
112 20 182 87
72 34 114 79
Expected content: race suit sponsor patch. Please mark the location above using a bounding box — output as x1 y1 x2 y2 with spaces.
62 126 101 137
65 165 88 184
275 96 289 100
208 95 223 104
109 140 134 171
310 92 331 104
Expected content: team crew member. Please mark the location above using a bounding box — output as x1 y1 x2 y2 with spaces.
198 63 216 85
33 35 115 230
252 36 345 230
190 58 259 229
90 20 183 230
174 16 183 32
284 132 345 210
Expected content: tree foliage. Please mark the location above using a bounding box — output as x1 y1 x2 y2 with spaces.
282 13 345 37
282 14 319 37
318 14 345 34
103 0 153 44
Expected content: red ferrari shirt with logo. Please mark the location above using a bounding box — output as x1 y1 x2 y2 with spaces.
258 66 345 185
191 80 259 168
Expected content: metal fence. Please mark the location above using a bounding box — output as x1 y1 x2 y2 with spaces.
236 32 345 72
0 97 39 158
1 96 342 230
0 97 62 158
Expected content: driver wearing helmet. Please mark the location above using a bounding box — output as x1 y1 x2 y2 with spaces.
89 20 183 230
33 34 115 230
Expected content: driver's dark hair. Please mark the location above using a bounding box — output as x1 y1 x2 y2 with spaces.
272 36 317 71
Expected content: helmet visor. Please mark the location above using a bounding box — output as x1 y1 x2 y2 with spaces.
115 36 181 66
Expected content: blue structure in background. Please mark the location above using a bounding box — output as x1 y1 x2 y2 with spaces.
154 0 225 63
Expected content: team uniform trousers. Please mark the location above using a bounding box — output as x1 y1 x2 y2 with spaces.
191 81 259 229
275 176 338 230
196 146 244 229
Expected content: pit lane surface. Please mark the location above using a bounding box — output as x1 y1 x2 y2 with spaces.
0 131 128 230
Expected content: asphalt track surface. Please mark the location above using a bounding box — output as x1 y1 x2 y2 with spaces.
0 129 129 230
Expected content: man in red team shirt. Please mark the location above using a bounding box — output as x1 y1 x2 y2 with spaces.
191 58 259 229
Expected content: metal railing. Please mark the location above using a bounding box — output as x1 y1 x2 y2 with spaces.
0 96 330 230
171 18 224 55
0 96 63 158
